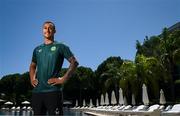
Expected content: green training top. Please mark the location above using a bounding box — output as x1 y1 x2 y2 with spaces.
31 41 73 93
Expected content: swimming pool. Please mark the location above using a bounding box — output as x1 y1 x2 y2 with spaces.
0 107 88 116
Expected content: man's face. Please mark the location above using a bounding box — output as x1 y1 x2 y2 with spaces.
43 23 55 39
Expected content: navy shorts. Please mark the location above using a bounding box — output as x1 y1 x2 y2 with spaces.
32 91 63 115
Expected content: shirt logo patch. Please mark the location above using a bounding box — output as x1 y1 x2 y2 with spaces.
51 46 56 51
38 49 42 52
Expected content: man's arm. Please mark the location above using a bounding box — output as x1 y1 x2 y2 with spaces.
29 62 38 87
62 56 79 81
48 56 79 85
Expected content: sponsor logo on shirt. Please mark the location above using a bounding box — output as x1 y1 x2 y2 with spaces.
51 46 56 51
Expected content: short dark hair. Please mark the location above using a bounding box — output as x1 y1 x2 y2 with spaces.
43 21 56 30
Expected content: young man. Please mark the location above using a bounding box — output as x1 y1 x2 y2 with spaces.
29 21 79 115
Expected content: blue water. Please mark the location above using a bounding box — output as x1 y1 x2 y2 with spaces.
0 108 87 116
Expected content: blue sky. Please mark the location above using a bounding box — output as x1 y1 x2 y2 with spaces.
0 0 179 78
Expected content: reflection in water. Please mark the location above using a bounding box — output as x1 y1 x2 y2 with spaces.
0 110 33 116
0 108 88 116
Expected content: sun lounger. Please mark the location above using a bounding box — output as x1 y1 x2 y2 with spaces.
162 104 180 116
11 106 16 110
166 104 180 113
123 105 132 110
147 104 160 112
159 105 165 111
117 105 126 110
16 106 20 110
164 105 172 111
132 105 148 111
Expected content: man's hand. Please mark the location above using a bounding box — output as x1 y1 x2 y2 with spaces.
31 79 38 87
48 56 78 86
48 77 65 86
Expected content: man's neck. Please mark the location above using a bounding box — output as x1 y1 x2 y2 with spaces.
44 38 54 45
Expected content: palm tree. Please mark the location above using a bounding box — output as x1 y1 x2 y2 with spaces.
119 60 137 104
95 56 123 104
135 55 168 103
159 28 180 101
75 66 94 106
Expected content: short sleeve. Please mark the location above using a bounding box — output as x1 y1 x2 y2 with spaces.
61 44 74 60
32 48 37 63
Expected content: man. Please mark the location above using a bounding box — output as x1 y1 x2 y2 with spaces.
29 21 79 115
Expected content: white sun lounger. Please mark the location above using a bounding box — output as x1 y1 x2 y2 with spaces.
162 104 180 116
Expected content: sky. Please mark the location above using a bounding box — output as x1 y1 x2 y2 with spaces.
0 0 180 78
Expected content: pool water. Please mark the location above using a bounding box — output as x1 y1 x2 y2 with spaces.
0 108 87 116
